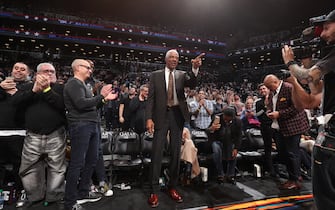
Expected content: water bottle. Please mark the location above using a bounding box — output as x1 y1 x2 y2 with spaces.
315 125 326 146
0 189 4 210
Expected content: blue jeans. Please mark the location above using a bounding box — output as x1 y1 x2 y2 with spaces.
64 122 99 208
94 124 107 184
212 141 236 177
20 127 66 202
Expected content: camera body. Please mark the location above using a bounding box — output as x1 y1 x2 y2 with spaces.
289 13 335 60
278 69 291 80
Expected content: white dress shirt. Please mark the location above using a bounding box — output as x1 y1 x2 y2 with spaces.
271 80 283 130
164 67 199 106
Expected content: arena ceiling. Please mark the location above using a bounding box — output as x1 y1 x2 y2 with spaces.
11 0 334 40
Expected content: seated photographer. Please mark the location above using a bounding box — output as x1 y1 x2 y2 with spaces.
207 107 242 184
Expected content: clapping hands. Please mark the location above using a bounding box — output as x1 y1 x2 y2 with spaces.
32 74 50 93
100 84 118 101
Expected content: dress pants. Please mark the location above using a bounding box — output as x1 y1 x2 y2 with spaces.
150 107 183 193
273 130 301 181
260 125 274 173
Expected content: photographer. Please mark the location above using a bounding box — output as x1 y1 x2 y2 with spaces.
282 9 335 209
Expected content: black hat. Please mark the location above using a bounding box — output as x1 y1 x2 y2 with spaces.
312 10 335 25
223 107 235 117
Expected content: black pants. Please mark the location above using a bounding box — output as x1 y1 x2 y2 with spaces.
150 108 183 193
273 130 301 181
313 134 335 210
260 125 274 173
0 135 24 190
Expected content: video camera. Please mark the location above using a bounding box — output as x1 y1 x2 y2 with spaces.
278 12 335 80
289 12 335 60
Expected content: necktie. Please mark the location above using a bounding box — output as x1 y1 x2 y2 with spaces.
167 71 174 107
273 90 277 96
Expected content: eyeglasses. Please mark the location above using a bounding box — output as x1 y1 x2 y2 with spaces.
79 64 93 70
40 69 56 74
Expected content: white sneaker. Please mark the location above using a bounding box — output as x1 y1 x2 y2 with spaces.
70 203 85 210
99 183 113 197
77 191 102 205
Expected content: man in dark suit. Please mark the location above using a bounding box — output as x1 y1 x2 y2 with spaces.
264 74 309 190
255 83 276 177
146 49 204 207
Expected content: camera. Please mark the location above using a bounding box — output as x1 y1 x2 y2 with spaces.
288 12 335 60
278 69 291 80
289 27 324 60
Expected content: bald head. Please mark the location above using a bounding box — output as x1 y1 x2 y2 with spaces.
263 74 281 91
71 59 92 82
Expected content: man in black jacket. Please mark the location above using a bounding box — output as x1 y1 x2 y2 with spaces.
255 83 276 177
13 62 67 207
208 107 242 184
0 62 30 206
129 84 149 134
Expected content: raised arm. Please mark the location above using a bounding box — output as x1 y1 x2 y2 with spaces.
282 45 323 109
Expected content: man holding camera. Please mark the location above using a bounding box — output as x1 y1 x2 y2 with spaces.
282 9 335 209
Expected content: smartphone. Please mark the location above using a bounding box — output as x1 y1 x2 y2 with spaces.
6 76 14 81
213 115 220 124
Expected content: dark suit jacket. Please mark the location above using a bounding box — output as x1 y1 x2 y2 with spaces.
268 82 309 137
145 69 197 129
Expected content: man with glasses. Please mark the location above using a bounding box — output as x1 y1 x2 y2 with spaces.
11 62 67 208
64 59 117 210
